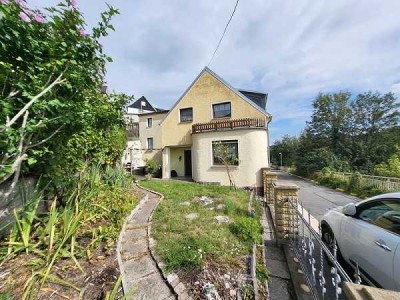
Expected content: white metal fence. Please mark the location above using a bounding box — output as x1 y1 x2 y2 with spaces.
321 172 400 192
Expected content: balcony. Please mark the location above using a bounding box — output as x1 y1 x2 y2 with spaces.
127 122 139 140
192 118 266 134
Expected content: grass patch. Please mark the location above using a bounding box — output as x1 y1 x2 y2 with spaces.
140 180 262 273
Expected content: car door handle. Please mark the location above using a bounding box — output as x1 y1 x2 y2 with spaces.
375 240 392 251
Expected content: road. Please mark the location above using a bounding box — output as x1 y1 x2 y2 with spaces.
276 171 361 220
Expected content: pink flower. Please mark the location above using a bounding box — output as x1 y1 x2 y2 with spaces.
15 0 27 8
19 11 31 23
70 0 77 9
79 29 86 37
0 0 10 5
33 14 45 23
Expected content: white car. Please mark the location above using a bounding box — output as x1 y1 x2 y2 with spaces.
321 192 400 291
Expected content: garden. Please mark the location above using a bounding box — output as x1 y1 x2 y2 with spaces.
0 0 138 299
140 180 269 299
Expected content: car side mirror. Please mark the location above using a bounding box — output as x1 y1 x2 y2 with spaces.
342 203 357 216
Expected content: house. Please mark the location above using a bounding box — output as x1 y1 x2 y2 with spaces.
140 67 272 193
122 97 167 168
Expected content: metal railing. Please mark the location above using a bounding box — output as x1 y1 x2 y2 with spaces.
318 171 400 192
287 197 360 300
192 118 265 133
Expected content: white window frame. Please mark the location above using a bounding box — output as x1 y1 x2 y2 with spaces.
147 117 153 128
211 140 239 166
147 137 154 150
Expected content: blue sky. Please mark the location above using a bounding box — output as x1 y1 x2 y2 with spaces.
28 0 400 142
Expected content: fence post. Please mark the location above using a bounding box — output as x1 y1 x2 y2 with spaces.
262 169 277 205
274 183 299 246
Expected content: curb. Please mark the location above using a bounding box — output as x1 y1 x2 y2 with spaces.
116 189 149 296
137 182 193 300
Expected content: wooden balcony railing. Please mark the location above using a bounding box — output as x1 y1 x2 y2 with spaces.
127 122 139 139
192 118 266 134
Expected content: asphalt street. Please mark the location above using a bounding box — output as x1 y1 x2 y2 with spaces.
276 172 361 220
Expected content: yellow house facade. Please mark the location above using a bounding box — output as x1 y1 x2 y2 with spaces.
156 67 272 192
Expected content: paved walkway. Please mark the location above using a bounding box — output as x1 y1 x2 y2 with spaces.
276 172 361 220
117 185 175 300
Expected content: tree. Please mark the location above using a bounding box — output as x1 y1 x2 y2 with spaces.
270 135 299 167
0 0 127 193
306 92 352 156
350 92 400 172
213 142 238 189
374 145 400 178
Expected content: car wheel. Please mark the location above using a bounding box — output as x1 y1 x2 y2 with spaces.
321 225 335 253
321 225 343 266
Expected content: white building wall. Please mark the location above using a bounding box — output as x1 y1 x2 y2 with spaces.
192 129 269 188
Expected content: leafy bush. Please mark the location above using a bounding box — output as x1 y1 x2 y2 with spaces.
103 165 132 188
144 159 160 176
230 217 262 244
0 0 128 194
256 263 269 282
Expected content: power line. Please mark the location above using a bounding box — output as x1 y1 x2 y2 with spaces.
207 0 240 67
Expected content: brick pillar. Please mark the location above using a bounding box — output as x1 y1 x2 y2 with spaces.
263 171 277 205
274 183 299 245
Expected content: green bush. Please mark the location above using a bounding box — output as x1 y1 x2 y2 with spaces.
230 217 262 244
144 159 160 176
256 263 269 282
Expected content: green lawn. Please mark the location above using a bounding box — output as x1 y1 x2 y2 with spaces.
140 180 263 273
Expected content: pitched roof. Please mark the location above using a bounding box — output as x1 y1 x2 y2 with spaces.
238 89 268 110
127 96 156 112
160 67 271 125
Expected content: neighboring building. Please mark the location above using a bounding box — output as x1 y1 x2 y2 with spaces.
138 111 169 165
138 67 271 192
122 96 166 168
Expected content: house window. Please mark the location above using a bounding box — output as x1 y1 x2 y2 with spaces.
212 140 239 166
147 118 153 128
180 107 193 122
147 138 153 150
213 102 231 118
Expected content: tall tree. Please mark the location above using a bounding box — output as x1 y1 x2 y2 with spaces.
350 92 400 172
306 92 352 156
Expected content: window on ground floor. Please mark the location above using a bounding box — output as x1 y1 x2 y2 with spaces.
212 140 239 166
147 137 154 150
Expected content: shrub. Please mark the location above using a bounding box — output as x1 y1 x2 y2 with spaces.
144 159 160 176
230 217 262 244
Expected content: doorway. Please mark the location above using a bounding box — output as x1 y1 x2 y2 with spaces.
184 150 192 177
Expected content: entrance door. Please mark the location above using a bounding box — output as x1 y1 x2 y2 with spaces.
184 150 192 177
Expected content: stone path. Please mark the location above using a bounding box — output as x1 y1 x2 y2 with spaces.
117 185 176 300
261 204 295 300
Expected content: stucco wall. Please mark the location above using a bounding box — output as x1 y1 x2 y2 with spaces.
192 128 269 188
139 112 167 165
122 140 143 168
170 148 186 176
160 70 267 147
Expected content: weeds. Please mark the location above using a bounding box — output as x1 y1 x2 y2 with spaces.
140 180 261 272
0 164 136 299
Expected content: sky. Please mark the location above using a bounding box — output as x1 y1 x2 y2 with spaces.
28 0 400 143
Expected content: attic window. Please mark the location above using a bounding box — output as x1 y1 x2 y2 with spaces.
180 107 193 122
213 102 231 118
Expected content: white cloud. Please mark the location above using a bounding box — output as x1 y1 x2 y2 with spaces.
28 0 400 141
